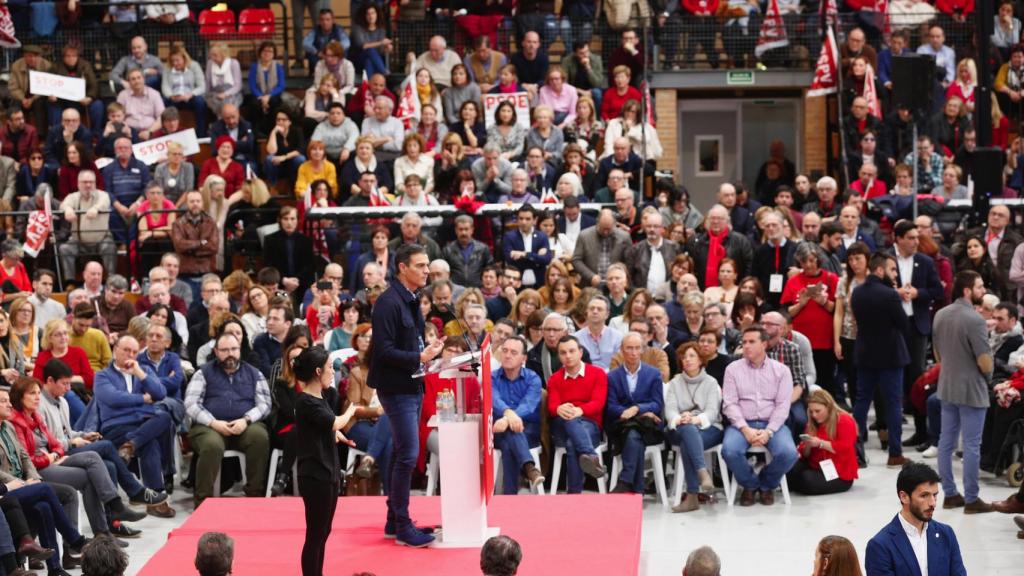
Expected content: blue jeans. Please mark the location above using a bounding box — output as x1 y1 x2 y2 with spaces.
938 401 987 503
65 390 86 428
347 416 394 495
551 417 600 494
927 393 942 446
14 482 83 569
102 411 174 491
721 421 798 492
262 154 306 185
379 393 421 535
559 19 593 53
70 438 145 498
361 47 388 77
0 511 13 557
166 96 208 138
787 400 808 440
493 421 540 495
667 425 724 493
853 367 904 457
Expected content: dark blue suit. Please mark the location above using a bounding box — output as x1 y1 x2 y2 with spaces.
851 274 911 456
252 333 282 380
606 363 665 491
368 280 427 537
556 212 596 234
502 228 552 287
866 515 966 576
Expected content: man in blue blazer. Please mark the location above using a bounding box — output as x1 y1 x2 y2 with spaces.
606 332 665 494
851 253 911 466
891 220 945 447
866 462 967 576
502 203 552 288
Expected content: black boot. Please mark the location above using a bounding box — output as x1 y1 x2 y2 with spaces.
271 471 290 497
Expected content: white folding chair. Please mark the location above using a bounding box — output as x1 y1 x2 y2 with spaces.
492 446 544 495
724 445 791 506
264 448 299 497
609 444 670 507
671 444 729 506
213 450 247 497
550 441 608 494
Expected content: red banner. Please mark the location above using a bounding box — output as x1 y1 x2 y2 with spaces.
808 27 839 97
22 187 52 258
755 0 789 59
480 334 494 503
864 63 882 119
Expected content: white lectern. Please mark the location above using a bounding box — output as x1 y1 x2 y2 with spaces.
425 344 500 548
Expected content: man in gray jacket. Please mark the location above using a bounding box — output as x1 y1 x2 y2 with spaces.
572 208 632 288
932 270 994 514
443 215 493 289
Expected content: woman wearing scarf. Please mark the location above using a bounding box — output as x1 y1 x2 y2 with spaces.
205 43 243 119
247 41 288 136
313 41 357 103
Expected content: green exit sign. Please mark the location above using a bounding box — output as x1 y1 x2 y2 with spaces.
727 70 755 85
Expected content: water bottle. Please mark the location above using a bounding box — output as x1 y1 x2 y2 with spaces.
444 390 454 422
436 393 445 423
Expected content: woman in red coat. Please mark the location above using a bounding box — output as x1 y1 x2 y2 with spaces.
31 319 94 389
199 135 245 196
787 390 859 495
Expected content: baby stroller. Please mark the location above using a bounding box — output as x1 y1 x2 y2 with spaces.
997 419 1024 488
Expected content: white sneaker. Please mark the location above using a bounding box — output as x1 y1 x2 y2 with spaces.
922 446 938 459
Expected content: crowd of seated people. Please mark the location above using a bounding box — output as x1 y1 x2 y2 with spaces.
0 2 1018 571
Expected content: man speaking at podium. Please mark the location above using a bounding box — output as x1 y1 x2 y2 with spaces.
369 243 446 548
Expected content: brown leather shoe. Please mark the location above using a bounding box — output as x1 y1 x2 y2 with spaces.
147 501 177 518
886 456 909 468
759 489 775 506
943 494 966 509
964 498 993 514
578 454 606 478
739 489 757 507
993 495 1024 514
524 464 545 490
118 442 135 464
17 536 53 563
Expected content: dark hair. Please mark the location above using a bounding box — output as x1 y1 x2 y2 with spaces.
502 334 528 355
81 534 129 576
996 302 1019 321
395 243 427 271
479 535 522 576
730 292 762 327
269 300 295 323
738 276 764 300
573 40 591 52
327 101 345 113
556 334 580 350
282 324 312 351
820 221 843 237
257 266 281 286
354 1 380 28
292 345 330 383
741 325 768 343
9 377 40 411
1012 44 1024 58
896 462 941 499
43 358 73 383
868 252 895 273
952 270 982 300
494 100 517 126
893 219 916 239
516 203 536 218
257 40 276 57
698 327 721 345
32 268 55 282
195 531 234 576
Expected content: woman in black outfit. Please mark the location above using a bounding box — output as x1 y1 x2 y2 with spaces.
293 345 356 576
269 325 313 496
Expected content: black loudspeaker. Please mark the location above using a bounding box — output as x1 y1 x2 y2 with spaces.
892 54 934 112
971 147 1005 225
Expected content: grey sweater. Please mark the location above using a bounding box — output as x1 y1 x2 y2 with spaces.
665 369 723 431
311 118 360 159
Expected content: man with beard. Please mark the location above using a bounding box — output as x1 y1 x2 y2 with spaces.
185 333 272 507
866 463 966 575
932 271 994 514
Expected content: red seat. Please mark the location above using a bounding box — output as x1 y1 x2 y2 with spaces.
238 8 275 36
198 9 236 38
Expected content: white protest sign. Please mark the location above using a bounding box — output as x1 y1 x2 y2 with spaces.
29 70 86 102
132 128 200 165
482 92 531 130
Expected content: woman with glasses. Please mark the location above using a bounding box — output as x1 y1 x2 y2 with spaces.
153 141 195 206
16 150 56 201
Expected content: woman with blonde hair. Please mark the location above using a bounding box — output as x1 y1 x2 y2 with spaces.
443 289 492 338
31 318 94 388
8 297 39 371
434 133 471 198
0 308 26 384
240 285 273 343
205 43 243 118
163 45 207 137
811 535 862 576
946 58 977 114
787 389 859 495
393 133 435 195
303 74 343 136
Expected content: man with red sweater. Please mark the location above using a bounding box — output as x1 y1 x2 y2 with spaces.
548 335 608 493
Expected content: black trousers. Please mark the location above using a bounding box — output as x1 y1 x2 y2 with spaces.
0 495 30 541
812 348 839 401
981 400 1024 470
904 327 929 436
786 460 854 496
299 475 339 576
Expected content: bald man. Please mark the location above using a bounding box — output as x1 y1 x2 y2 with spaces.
606 332 665 494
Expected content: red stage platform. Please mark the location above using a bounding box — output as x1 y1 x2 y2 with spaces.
139 495 643 575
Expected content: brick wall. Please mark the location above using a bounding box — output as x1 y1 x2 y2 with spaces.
654 90 678 175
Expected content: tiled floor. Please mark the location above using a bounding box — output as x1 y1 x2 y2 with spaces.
116 440 1024 575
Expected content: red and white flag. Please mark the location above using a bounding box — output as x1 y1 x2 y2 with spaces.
396 64 421 130
23 187 51 258
301 187 331 261
821 0 838 30
641 80 655 127
863 63 882 119
808 27 839 97
539 187 558 204
755 0 789 59
369 186 391 208
0 1 20 49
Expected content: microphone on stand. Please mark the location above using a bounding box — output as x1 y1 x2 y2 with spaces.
436 303 481 371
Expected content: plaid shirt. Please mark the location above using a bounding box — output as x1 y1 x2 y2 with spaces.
767 338 807 391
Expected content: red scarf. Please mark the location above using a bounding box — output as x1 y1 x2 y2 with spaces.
705 227 730 288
